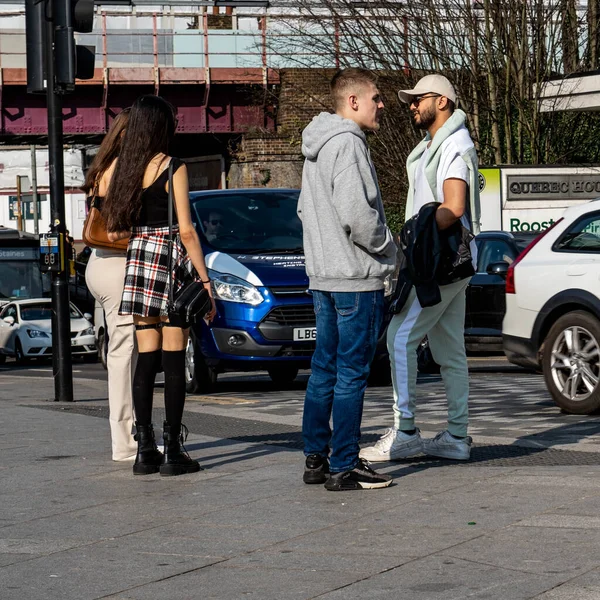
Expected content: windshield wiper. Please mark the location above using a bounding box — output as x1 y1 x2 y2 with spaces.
231 248 304 256
254 247 304 255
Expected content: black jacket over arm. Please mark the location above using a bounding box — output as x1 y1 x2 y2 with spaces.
389 202 474 313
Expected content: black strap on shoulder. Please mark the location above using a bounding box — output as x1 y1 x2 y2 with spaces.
167 160 175 310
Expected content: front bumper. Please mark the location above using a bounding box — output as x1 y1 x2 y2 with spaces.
210 327 314 359
22 334 97 358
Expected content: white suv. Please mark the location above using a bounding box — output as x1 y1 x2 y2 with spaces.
503 200 600 414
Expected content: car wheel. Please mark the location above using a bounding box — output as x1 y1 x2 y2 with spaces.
98 329 108 370
417 337 440 375
185 331 217 394
542 310 600 414
267 365 299 386
368 356 392 387
14 338 26 364
0 354 5 365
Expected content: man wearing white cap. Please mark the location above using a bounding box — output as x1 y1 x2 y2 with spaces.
361 73 481 462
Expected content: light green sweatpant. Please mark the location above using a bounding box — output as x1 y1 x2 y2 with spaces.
387 277 470 437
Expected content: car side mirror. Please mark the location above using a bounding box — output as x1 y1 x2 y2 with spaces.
84 313 92 321
486 261 509 278
3 316 15 326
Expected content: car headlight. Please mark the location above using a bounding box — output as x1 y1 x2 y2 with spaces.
209 269 264 306
27 329 49 338
81 327 94 336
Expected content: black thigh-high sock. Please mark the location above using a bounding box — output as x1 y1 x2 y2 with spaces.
132 350 162 426
162 349 187 429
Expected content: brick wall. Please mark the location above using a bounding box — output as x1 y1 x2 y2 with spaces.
229 69 336 189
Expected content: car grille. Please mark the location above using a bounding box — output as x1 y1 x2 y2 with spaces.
71 331 78 338
264 305 316 327
269 286 309 296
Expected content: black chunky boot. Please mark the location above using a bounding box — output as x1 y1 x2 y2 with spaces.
160 422 202 477
132 423 163 476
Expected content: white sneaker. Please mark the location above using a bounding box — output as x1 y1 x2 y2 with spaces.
422 430 472 460
359 428 423 462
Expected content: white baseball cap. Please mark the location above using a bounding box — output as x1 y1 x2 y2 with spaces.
398 74 457 104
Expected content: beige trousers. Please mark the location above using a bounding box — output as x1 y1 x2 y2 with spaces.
86 250 137 461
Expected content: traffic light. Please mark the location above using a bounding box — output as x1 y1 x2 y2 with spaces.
54 0 95 92
25 0 47 94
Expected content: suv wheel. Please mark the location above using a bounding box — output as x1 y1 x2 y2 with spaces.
185 331 217 394
542 310 600 414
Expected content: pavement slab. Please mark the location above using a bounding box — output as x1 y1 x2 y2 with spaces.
533 567 600 598
440 525 600 576
314 555 569 600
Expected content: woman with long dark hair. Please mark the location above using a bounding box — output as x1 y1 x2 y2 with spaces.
84 108 138 462
103 95 216 477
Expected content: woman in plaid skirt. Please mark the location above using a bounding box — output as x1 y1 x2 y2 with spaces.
102 95 216 477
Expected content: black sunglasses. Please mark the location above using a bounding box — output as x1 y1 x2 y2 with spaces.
411 94 441 106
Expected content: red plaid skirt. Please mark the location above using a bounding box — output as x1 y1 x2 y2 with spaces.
119 225 197 317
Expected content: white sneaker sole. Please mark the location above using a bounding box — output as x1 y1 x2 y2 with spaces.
358 479 393 489
424 448 471 460
359 445 423 462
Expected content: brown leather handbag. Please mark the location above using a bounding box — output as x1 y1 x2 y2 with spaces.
82 195 129 252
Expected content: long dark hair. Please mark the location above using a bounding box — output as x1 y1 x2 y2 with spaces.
81 108 130 195
103 95 176 232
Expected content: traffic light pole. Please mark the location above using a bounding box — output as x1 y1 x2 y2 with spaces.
46 8 74 403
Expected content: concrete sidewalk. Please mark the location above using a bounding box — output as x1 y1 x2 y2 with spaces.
2 371 600 599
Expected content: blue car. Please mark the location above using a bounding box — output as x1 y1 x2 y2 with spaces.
185 188 315 393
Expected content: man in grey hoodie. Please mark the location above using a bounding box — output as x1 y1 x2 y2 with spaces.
298 68 396 491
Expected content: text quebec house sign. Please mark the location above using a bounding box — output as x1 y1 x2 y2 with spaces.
507 174 600 200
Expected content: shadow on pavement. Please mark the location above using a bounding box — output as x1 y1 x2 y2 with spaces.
514 420 600 449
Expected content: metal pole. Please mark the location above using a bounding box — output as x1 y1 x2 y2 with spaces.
16 175 23 231
46 5 74 403
31 145 39 235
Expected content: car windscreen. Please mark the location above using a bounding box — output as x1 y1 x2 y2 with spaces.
0 260 48 300
191 190 302 254
21 303 81 321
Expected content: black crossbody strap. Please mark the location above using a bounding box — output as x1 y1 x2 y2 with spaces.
167 160 175 308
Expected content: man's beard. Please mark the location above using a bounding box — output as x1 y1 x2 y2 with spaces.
413 105 436 130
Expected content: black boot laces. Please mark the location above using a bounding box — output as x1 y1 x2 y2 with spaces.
179 423 193 460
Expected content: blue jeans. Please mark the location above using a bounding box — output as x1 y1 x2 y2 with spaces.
302 290 385 473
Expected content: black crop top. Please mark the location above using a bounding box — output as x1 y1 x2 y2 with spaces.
136 157 184 227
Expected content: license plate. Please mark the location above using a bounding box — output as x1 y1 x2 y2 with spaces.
293 327 316 342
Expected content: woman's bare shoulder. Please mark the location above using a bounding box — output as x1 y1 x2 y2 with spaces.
98 158 118 195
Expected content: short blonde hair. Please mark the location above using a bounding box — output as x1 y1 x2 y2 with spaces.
330 68 378 111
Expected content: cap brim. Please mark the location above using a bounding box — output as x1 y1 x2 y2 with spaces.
398 89 418 104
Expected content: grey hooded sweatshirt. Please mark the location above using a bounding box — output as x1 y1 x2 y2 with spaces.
298 112 396 292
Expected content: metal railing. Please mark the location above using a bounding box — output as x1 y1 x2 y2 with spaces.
0 10 410 71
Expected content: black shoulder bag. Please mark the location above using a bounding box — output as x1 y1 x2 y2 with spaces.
167 160 212 328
